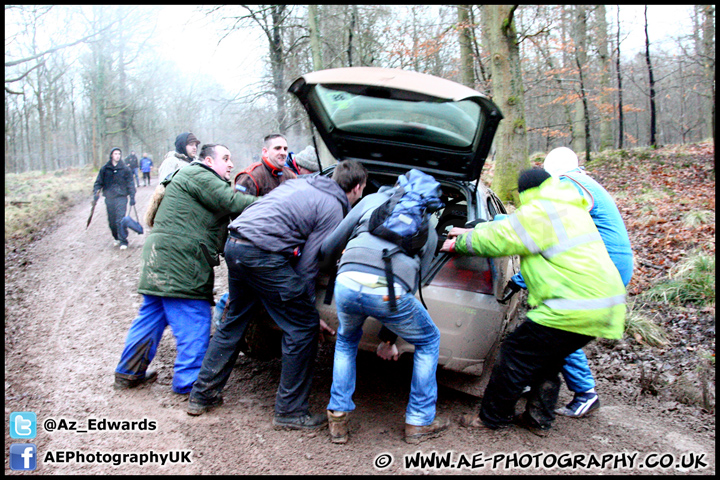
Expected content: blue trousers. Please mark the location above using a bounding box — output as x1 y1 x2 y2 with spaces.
115 295 212 394
327 280 441 426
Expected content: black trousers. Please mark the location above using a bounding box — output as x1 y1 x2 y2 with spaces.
190 240 320 416
105 196 128 244
480 319 593 429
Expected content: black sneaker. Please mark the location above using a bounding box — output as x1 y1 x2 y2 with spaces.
186 396 224 416
272 412 328 431
114 370 158 390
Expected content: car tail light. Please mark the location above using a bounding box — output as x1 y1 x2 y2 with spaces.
429 256 494 294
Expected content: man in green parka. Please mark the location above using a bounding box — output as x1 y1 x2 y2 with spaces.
440 168 626 436
114 144 257 395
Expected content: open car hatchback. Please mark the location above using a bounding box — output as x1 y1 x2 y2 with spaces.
243 67 522 396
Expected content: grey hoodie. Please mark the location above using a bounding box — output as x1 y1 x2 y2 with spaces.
319 186 438 294
229 175 350 296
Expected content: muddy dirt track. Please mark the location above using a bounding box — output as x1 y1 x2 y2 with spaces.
4 178 715 475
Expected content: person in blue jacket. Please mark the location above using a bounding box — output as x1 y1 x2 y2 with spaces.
505 147 633 418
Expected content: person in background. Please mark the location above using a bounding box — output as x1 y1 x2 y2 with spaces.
93 147 136 250
125 150 140 188
441 168 626 436
113 144 256 395
233 133 297 196
188 161 367 433
286 145 320 176
140 153 153 187
158 132 200 182
318 173 446 445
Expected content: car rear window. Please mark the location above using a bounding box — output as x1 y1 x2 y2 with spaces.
314 84 483 148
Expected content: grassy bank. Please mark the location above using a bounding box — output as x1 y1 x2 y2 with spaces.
5 166 97 249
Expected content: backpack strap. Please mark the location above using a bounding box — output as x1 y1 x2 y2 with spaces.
382 247 401 311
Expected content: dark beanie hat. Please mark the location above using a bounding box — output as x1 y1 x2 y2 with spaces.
109 147 122 161
518 167 551 194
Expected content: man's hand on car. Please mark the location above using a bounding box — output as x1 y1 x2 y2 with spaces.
376 341 399 361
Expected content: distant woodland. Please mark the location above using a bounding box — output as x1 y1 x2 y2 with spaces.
4 5 715 200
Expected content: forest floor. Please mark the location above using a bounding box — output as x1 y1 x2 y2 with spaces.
4 142 715 475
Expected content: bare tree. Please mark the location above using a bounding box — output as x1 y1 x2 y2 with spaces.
644 6 657 147
457 5 475 88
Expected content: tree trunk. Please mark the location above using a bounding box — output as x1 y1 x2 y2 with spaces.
270 5 287 132
458 5 475 88
571 5 588 155
347 5 357 67
644 6 657 148
700 5 715 142
616 6 625 149
308 5 323 71
481 5 529 205
595 5 613 151
118 9 130 153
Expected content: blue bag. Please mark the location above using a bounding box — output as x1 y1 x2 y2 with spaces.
368 169 444 256
120 206 144 235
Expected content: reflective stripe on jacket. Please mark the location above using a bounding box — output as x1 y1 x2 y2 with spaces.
455 177 626 339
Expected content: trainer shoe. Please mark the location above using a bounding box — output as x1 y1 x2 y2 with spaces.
114 369 158 390
119 244 128 250
273 412 328 431
114 240 121 247
404 417 450 444
555 392 600 418
327 410 350 444
186 396 224 416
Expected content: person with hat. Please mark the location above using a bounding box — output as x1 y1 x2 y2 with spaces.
114 144 257 395
158 132 201 182
441 167 626 436
286 145 320 176
233 134 297 196
92 147 136 250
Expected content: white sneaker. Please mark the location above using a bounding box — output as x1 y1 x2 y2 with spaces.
114 240 121 247
120 244 128 250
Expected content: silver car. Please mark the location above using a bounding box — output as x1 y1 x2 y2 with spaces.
244 67 521 396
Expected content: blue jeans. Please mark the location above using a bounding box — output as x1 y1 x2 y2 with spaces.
327 281 441 426
115 295 212 394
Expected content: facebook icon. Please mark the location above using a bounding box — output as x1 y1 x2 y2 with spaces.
10 444 37 471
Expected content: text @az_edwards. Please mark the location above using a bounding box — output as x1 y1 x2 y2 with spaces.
43 417 156 433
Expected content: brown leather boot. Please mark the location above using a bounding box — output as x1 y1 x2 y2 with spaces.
404 416 450 444
327 410 349 444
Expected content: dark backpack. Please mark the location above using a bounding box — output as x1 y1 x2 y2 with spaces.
367 169 444 311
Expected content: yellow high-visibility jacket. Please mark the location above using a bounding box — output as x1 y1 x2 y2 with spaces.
455 177 626 339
